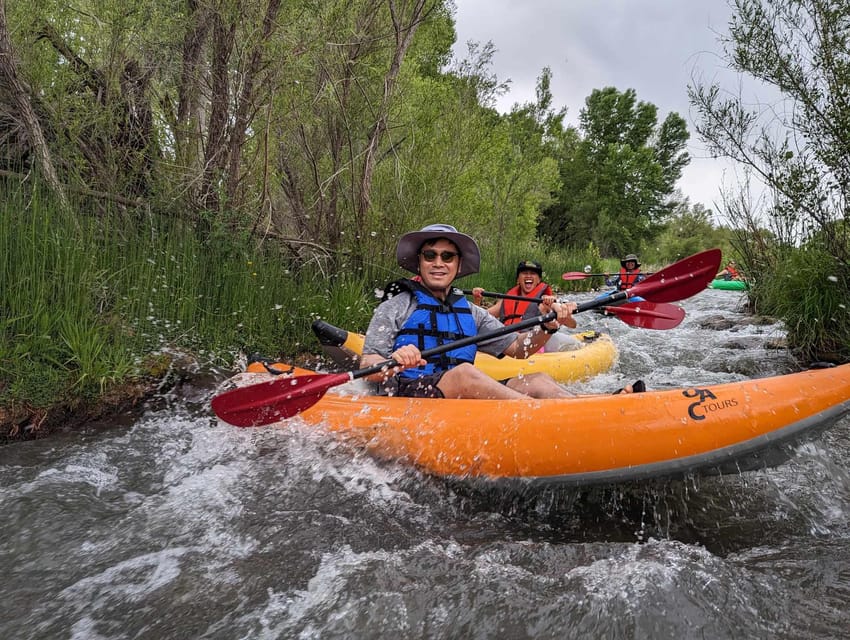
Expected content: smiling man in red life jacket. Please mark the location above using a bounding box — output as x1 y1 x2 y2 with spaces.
605 254 646 291
471 260 556 325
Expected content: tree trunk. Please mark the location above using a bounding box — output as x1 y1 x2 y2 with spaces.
225 0 282 205
175 0 212 178
199 10 236 212
357 0 429 225
0 0 69 211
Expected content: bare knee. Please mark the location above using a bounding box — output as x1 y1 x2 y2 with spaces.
438 364 520 399
506 372 573 398
439 363 487 395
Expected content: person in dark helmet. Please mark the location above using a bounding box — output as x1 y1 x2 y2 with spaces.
360 225 580 399
471 259 562 326
605 253 646 291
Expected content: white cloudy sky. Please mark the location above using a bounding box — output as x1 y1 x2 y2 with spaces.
451 0 771 215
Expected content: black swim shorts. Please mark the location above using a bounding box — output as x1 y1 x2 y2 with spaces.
388 372 447 398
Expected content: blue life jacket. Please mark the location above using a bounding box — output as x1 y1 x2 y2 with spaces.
392 285 478 379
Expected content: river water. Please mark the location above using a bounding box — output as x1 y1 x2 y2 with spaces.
2 289 850 639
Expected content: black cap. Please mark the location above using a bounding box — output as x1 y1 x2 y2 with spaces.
516 260 543 277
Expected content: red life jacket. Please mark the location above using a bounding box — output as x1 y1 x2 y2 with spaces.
617 267 641 291
500 282 553 325
726 265 741 279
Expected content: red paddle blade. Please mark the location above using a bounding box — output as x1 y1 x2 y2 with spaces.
562 271 591 280
211 372 350 427
629 249 721 303
600 301 685 329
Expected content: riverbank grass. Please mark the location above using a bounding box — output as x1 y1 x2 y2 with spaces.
0 186 379 423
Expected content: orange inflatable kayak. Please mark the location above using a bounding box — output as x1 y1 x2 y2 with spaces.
237 361 850 487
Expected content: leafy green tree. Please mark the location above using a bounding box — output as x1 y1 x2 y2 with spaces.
353 40 557 273
481 67 564 254
540 87 689 256
644 196 734 265
690 0 849 266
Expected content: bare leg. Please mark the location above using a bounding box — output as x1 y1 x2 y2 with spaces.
505 372 574 398
437 363 529 399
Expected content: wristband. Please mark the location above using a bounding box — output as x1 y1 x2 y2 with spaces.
542 323 559 335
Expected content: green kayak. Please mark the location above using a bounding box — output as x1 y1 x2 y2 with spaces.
709 278 748 291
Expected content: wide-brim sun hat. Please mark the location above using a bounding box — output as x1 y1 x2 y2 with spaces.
620 253 641 268
396 223 481 279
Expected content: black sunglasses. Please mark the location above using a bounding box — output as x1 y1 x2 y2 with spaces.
419 250 459 263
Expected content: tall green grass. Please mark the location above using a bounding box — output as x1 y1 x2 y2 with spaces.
0 183 376 408
0 181 647 414
755 248 850 362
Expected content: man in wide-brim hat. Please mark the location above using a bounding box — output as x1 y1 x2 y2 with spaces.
360 224 578 399
605 253 646 292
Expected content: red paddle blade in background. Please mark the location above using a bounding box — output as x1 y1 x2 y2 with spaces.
562 272 598 280
599 301 686 330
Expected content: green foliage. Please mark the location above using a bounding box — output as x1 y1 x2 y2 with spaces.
0 185 336 407
689 0 850 357
540 87 690 255
757 248 850 362
57 315 135 396
644 199 735 265
302 272 377 337
6 362 73 409
363 48 561 271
